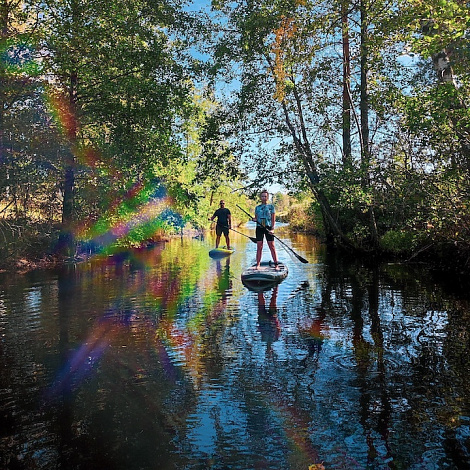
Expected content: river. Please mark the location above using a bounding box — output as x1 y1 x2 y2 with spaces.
1 227 470 469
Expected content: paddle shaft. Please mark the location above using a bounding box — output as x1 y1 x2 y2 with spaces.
220 223 257 243
236 204 309 264
213 221 257 244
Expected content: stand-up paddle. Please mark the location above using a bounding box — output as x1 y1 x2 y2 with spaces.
236 204 309 264
223 225 257 243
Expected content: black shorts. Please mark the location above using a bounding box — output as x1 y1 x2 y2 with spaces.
256 226 274 242
216 224 229 237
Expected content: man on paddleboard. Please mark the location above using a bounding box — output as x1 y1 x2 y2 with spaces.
209 200 232 249
253 189 278 269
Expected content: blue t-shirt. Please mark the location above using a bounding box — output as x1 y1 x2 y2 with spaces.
255 203 275 228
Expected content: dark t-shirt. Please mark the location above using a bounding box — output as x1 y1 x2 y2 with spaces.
212 207 231 227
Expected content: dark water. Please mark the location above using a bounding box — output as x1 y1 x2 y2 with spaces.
1 228 470 470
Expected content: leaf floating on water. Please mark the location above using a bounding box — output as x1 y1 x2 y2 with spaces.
309 464 325 470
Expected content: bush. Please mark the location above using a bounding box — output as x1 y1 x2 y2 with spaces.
0 218 60 268
286 201 322 234
379 229 417 254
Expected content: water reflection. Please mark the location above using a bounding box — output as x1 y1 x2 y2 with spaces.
215 257 232 294
1 233 470 469
256 285 281 357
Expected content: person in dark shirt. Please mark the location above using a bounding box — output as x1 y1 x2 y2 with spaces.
209 200 232 249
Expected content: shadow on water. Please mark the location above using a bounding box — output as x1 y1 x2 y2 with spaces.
1 232 470 469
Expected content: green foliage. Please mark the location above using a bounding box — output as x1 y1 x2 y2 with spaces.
379 229 417 254
0 0 250 261
207 0 470 259
284 194 323 234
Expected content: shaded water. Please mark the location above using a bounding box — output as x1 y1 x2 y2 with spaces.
1 228 470 469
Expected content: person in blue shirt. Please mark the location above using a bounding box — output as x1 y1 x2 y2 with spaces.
253 189 278 269
209 200 232 249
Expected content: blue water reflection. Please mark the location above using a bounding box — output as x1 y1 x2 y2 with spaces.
1 229 470 469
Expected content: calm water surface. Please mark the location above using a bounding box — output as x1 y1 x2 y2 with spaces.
1 228 470 469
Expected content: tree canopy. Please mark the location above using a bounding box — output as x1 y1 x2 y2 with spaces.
0 0 469 266
208 0 470 260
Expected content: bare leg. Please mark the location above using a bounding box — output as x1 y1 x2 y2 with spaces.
267 240 278 264
215 235 221 248
256 241 263 268
269 285 278 313
225 234 231 250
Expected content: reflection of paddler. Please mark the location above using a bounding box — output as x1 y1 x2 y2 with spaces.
216 257 232 293
257 285 280 348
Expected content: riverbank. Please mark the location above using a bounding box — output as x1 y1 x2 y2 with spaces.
2 220 469 281
0 255 65 275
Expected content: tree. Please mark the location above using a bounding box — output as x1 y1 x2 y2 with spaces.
36 0 207 253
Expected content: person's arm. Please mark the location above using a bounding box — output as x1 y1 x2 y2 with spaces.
270 205 275 231
209 210 216 221
228 212 232 228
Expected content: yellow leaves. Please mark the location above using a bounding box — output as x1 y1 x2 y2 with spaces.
271 16 297 102
309 464 326 470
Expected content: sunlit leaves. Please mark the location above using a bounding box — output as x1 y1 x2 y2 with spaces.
272 16 297 102
406 0 470 59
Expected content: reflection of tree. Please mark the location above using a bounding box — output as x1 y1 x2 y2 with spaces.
5 236 470 469
320 251 470 468
152 244 237 390
51 265 185 467
350 267 393 465
56 266 75 468
321 252 395 466
37 241 222 468
377 263 470 464
298 306 326 367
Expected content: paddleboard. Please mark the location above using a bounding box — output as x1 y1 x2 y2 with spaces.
209 247 234 258
241 261 288 283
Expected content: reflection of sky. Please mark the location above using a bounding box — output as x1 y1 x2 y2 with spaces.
25 287 42 312
185 384 295 466
186 387 249 455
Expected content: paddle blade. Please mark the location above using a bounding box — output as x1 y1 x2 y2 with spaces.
295 253 309 264
273 234 309 263
249 236 258 243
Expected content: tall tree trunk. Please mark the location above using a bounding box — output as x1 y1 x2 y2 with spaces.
0 1 8 173
280 80 356 250
341 0 352 166
360 0 379 247
360 0 370 180
58 71 78 257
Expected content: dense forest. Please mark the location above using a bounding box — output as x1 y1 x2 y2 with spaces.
1 0 469 270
